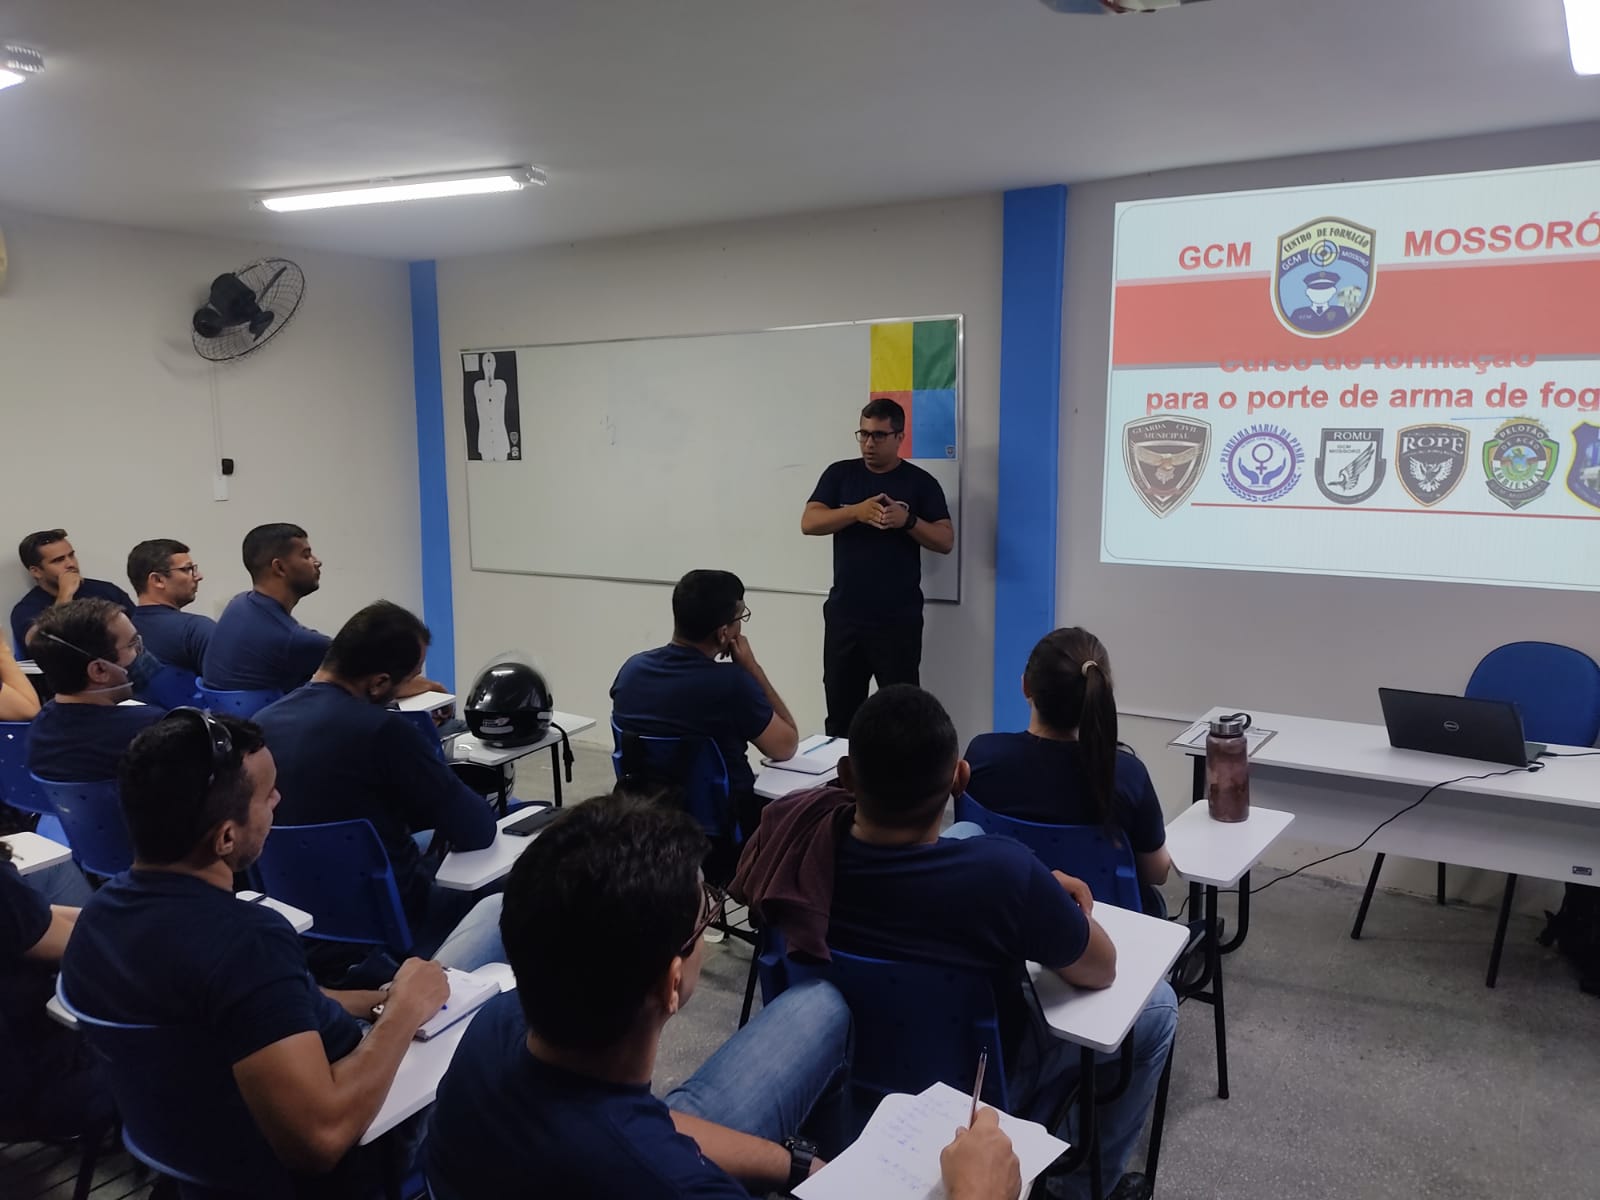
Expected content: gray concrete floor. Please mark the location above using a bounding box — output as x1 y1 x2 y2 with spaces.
545 743 1600 1200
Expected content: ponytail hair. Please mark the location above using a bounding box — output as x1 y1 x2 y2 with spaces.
1024 628 1119 832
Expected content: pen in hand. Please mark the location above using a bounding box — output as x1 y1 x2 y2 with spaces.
969 1048 988 1127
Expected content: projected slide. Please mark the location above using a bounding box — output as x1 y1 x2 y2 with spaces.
1102 160 1600 592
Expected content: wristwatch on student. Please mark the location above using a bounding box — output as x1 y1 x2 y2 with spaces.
783 1136 818 1189
903 510 919 531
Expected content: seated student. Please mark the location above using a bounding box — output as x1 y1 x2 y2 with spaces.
0 635 40 722
0 843 112 1143
127 538 215 676
965 628 1172 916
26 599 167 782
60 710 450 1198
611 569 799 865
202 522 332 694
425 792 852 1199
733 685 1176 1200
255 601 502 971
10 529 135 655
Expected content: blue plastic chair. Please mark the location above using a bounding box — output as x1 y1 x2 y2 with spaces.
252 819 413 959
1466 641 1600 747
32 777 134 879
755 930 1014 1134
196 683 282 718
140 666 202 711
955 794 1143 913
610 719 733 840
0 721 51 816
55 978 294 1199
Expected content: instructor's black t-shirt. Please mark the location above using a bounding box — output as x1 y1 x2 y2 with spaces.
808 458 950 622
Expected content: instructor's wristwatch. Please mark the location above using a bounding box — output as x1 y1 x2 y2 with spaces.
903 510 919 531
783 1135 818 1189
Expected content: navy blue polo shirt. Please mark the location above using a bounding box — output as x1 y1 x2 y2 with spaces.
27 700 167 782
10 578 134 654
426 992 748 1200
202 591 330 693
829 832 1090 975
964 733 1168 854
131 603 216 677
807 458 950 622
0 856 60 1121
610 644 773 793
255 683 496 922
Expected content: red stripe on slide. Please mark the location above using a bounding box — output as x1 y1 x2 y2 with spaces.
1112 257 1600 367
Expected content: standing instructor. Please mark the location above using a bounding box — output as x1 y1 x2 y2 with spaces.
802 397 954 736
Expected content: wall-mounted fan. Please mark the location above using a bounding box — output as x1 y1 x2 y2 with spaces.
191 257 305 362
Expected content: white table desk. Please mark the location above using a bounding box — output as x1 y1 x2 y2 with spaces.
450 711 596 807
1 830 72 875
1173 705 1600 987
361 962 516 1144
1161 803 1296 1099
396 692 456 716
754 735 848 801
236 891 316 934
1029 903 1188 1199
435 805 555 892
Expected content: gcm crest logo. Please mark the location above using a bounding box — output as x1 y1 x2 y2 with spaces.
1273 217 1376 338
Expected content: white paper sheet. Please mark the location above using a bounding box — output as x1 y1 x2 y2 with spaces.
762 734 850 775
1168 719 1278 756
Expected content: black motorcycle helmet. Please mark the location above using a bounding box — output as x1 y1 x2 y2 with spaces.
465 658 553 747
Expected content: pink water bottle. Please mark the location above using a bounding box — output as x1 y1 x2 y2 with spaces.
1206 712 1252 823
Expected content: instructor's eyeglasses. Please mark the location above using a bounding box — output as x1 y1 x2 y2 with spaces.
162 563 200 578
855 429 900 445
679 880 727 957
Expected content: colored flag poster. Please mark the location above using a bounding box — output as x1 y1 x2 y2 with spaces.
870 319 959 460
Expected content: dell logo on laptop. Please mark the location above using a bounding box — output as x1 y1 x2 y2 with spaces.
1443 720 1461 732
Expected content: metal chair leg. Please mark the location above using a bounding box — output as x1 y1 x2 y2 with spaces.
1351 852 1386 939
1486 874 1518 988
1206 885 1229 1100
1144 1040 1177 1184
1437 862 1447 905
738 947 760 1028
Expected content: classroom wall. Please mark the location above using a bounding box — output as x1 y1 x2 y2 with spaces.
0 208 422 646
433 195 1002 748
1058 122 1600 911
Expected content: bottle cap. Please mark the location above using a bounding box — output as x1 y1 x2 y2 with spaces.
1209 712 1252 737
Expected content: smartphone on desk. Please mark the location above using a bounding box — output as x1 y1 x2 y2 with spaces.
504 805 560 837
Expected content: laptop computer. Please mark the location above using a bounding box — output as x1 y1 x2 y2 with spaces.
1378 687 1546 767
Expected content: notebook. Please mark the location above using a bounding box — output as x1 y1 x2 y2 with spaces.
762 735 849 775
793 1081 1069 1200
413 968 502 1041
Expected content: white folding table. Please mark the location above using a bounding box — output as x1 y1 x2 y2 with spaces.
435 806 556 892
1 830 72 875
754 735 849 801
448 710 596 808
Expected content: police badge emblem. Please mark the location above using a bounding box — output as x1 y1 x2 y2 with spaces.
1568 422 1600 511
1483 419 1559 510
1273 217 1375 338
1220 424 1304 503
1314 428 1386 504
1395 424 1468 507
1123 416 1210 516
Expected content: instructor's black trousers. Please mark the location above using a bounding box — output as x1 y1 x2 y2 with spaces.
822 606 924 737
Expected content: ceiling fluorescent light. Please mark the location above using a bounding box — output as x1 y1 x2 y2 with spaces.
259 166 546 214
1568 0 1600 75
1 44 44 91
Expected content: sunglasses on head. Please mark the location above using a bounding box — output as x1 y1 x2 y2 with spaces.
166 706 233 790
678 879 727 957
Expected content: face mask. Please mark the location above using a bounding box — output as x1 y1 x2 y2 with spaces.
122 650 165 694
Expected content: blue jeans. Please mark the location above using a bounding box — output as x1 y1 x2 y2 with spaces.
1017 982 1178 1197
424 889 506 971
665 979 852 1151
24 860 95 907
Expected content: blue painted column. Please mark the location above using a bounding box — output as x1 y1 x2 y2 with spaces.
994 186 1067 729
409 260 457 690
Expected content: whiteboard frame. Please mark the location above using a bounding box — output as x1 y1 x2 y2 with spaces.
459 313 964 602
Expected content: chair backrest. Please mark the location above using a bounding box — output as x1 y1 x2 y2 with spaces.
0 721 51 816
56 977 293 1198
955 794 1142 913
141 665 202 711
252 819 413 957
762 933 1011 1129
610 719 732 838
1465 641 1600 748
32 776 134 878
196 684 283 718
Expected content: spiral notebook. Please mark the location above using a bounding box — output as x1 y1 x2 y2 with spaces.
762 734 850 775
413 968 502 1041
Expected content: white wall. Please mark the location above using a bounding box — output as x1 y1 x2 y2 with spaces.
0 208 421 642
434 196 1002 748
1059 123 1600 911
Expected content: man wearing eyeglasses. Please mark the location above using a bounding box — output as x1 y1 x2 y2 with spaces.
9 529 135 656
126 538 215 677
425 793 851 1200
25 599 168 784
802 397 954 736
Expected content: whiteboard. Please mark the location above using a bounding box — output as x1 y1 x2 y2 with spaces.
459 318 962 600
